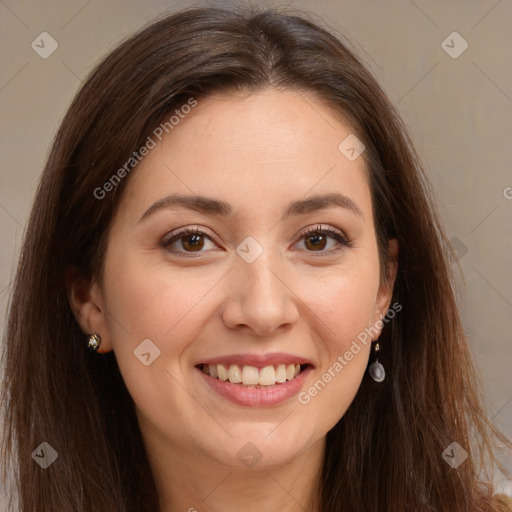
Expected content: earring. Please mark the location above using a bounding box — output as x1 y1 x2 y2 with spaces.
87 333 101 352
368 341 385 382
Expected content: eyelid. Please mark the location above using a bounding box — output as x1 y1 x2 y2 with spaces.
162 225 217 244
294 223 352 254
298 223 348 241
161 223 352 256
161 225 220 256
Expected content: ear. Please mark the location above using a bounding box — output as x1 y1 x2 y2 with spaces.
65 266 113 353
373 238 399 337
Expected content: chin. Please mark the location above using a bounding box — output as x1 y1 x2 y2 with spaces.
201 420 319 470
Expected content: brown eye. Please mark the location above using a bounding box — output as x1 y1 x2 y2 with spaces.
180 233 205 252
162 224 351 258
296 225 351 255
304 232 328 251
162 227 217 255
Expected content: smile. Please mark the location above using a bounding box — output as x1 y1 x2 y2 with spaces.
199 363 307 387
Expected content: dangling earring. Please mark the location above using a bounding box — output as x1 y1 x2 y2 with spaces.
368 341 385 382
87 333 101 352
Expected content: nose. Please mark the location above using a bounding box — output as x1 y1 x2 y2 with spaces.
221 248 299 337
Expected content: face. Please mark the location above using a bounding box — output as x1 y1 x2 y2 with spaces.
77 88 397 471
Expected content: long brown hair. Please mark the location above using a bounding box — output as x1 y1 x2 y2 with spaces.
1 5 511 511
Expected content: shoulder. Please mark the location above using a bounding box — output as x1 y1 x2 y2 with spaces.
492 493 512 512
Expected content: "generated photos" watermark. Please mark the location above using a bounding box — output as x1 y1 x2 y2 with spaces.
298 301 402 404
93 97 197 200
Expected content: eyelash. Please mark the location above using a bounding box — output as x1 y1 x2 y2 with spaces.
161 224 352 257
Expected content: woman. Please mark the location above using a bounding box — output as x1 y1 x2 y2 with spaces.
1 5 511 511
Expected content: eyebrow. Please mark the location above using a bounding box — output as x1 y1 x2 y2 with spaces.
138 192 363 223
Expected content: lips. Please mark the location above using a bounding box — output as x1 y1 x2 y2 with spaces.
198 353 313 368
194 353 313 405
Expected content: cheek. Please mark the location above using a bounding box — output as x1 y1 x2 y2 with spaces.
318 277 376 359
100 253 226 435
102 249 226 369
305 260 381 346
294 259 379 420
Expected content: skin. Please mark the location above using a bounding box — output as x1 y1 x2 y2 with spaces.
70 88 398 511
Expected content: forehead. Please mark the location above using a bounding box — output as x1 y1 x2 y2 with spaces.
161 88 359 160
117 88 372 223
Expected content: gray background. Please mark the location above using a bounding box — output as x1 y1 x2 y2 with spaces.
1 0 511 502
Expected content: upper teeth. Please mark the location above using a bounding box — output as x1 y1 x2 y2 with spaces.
202 363 302 386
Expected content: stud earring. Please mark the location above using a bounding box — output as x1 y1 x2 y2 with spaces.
87 333 101 352
368 341 385 382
